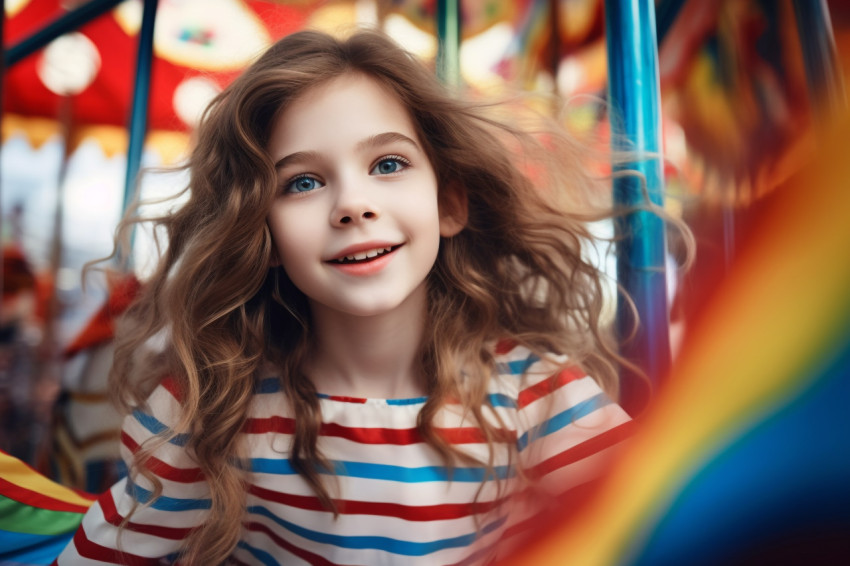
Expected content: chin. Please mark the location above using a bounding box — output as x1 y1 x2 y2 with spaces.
339 301 406 317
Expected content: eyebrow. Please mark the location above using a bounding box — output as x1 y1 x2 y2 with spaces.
274 131 421 170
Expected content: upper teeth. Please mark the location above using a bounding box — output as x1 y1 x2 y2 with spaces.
343 247 392 261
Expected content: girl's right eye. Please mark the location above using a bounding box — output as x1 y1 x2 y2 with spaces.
285 175 324 194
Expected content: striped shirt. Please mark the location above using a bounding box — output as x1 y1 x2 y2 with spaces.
56 344 632 565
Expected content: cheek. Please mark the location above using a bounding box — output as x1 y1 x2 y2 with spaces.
408 196 443 263
268 206 314 266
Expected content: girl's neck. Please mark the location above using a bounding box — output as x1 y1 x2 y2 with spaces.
306 286 428 399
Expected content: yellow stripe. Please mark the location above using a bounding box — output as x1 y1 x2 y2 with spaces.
0 452 95 507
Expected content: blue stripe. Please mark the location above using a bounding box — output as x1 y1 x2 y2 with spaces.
132 410 190 446
386 396 428 405
0 530 73 565
248 458 515 482
237 541 279 566
246 505 508 555
127 482 212 511
497 354 540 376
488 393 516 408
516 393 612 451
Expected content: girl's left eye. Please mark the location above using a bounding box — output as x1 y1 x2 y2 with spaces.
370 156 409 176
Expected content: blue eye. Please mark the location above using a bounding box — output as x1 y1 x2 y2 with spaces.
285 175 323 194
371 156 409 176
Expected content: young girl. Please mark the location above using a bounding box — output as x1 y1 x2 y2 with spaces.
56 29 632 565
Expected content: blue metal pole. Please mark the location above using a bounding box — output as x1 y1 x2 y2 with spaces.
436 0 461 86
5 0 125 66
604 0 670 403
123 0 157 216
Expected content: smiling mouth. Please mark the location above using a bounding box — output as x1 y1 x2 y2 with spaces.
328 245 402 264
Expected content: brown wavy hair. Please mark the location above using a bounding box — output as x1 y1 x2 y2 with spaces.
109 29 629 563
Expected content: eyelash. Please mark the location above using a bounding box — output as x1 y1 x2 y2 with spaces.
371 154 411 175
281 154 413 194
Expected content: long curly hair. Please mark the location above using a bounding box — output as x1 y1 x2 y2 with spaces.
109 29 628 563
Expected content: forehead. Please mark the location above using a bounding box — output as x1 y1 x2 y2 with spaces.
268 73 419 157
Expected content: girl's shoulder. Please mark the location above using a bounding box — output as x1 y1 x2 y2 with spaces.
490 339 615 418
134 374 188 421
492 339 580 389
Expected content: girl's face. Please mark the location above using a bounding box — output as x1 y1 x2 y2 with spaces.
267 73 461 319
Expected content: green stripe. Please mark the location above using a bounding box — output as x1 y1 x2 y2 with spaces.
0 495 85 535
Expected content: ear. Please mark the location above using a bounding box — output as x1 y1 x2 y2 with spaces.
439 183 468 237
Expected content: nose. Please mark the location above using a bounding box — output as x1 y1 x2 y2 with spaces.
331 181 379 227
336 209 377 225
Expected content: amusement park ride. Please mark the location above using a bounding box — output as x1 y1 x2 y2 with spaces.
2 0 843 401
1 1 848 564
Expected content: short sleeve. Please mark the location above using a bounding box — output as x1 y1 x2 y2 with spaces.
56 378 210 564
511 350 633 497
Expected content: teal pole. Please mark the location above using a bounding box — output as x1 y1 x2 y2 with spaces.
123 0 157 215
5 0 125 66
604 0 670 411
436 0 461 86
120 0 157 265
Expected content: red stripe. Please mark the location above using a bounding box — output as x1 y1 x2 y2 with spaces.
72 522 163 565
527 419 636 479
248 483 507 521
245 521 340 565
499 509 537 544
322 421 420 444
243 416 295 435
160 376 184 403
121 432 205 482
243 416 512 445
323 394 368 403
98 488 194 540
0 476 93 513
517 367 586 409
494 339 517 354
63 275 141 359
440 426 515 444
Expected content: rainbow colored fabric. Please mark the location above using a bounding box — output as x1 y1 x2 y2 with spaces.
503 119 850 564
0 451 94 565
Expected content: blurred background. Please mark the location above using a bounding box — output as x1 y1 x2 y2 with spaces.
1 0 848 499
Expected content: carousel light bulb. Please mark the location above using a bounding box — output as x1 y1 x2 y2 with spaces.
37 32 101 96
173 76 221 128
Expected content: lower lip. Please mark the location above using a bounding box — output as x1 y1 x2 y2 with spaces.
327 247 399 276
